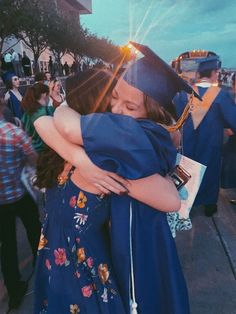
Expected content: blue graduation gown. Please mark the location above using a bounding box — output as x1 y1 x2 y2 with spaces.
81 113 190 314
7 90 23 119
221 134 236 188
174 87 236 205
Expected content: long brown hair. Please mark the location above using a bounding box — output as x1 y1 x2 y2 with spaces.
35 69 117 189
143 94 176 125
21 83 49 114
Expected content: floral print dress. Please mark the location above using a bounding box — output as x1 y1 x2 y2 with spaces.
34 168 126 314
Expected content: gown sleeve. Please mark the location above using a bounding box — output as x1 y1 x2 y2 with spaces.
81 113 176 179
218 90 236 132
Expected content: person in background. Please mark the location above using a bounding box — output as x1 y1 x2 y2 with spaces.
174 57 236 217
3 72 24 120
21 83 54 153
44 71 52 86
18 53 25 78
11 49 22 78
63 61 69 76
49 79 65 108
48 56 54 76
0 97 41 311
22 51 32 77
34 72 46 84
4 51 13 72
221 128 236 205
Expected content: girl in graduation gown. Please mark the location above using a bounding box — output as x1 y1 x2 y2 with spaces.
33 69 180 314
34 43 196 314
4 73 24 120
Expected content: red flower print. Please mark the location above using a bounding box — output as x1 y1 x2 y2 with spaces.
76 237 80 244
81 285 93 298
54 248 67 266
75 271 80 279
70 196 77 208
45 259 51 270
87 257 94 268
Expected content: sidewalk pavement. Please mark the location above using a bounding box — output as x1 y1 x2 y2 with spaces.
0 189 236 314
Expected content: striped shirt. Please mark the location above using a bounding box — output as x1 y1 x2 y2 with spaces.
0 118 35 204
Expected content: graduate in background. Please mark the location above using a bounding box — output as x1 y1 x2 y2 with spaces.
174 57 236 216
3 72 24 121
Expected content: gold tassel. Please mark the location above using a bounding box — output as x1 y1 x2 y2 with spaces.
166 92 194 133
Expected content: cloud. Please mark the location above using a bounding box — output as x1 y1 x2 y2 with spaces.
81 0 236 67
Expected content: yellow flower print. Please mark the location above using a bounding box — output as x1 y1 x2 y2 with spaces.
77 191 87 208
98 264 110 284
77 248 86 263
70 304 80 313
57 174 68 185
38 233 48 250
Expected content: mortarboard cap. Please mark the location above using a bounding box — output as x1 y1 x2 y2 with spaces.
1 71 16 84
198 56 221 73
123 41 201 106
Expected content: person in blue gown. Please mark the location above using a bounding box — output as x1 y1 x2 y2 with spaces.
3 72 24 120
34 43 197 313
221 130 236 190
174 57 236 216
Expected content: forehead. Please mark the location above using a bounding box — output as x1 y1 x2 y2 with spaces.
114 77 144 104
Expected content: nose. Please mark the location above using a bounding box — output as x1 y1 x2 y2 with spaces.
111 101 123 114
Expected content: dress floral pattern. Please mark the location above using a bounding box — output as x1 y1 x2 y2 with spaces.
34 171 125 314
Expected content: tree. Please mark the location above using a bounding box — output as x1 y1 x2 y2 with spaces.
83 32 131 68
47 15 86 74
0 0 22 54
15 0 53 71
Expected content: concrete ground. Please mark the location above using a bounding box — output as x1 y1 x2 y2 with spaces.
0 189 236 314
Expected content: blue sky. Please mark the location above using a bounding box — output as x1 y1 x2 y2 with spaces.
81 0 236 68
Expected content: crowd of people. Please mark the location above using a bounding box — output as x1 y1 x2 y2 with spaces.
0 49 92 81
0 42 236 314
1 49 32 78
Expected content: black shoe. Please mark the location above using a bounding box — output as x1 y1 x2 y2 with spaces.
229 199 236 205
204 204 217 217
8 281 28 310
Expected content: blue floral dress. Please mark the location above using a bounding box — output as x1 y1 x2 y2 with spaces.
34 168 126 314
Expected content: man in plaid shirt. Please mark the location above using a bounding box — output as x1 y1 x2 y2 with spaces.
0 97 41 310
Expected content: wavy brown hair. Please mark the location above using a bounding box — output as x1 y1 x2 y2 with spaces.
21 83 49 114
35 69 117 188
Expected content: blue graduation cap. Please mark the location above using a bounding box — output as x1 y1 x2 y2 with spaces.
1 71 16 84
198 56 221 73
123 41 201 106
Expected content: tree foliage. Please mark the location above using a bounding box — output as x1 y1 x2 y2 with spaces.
0 0 129 70
0 0 22 53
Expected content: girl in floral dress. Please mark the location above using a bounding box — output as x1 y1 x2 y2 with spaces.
34 71 128 314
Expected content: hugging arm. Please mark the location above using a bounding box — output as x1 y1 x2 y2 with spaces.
53 105 83 144
34 116 129 195
34 117 180 212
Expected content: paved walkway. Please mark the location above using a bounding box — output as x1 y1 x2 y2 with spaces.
0 189 236 314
